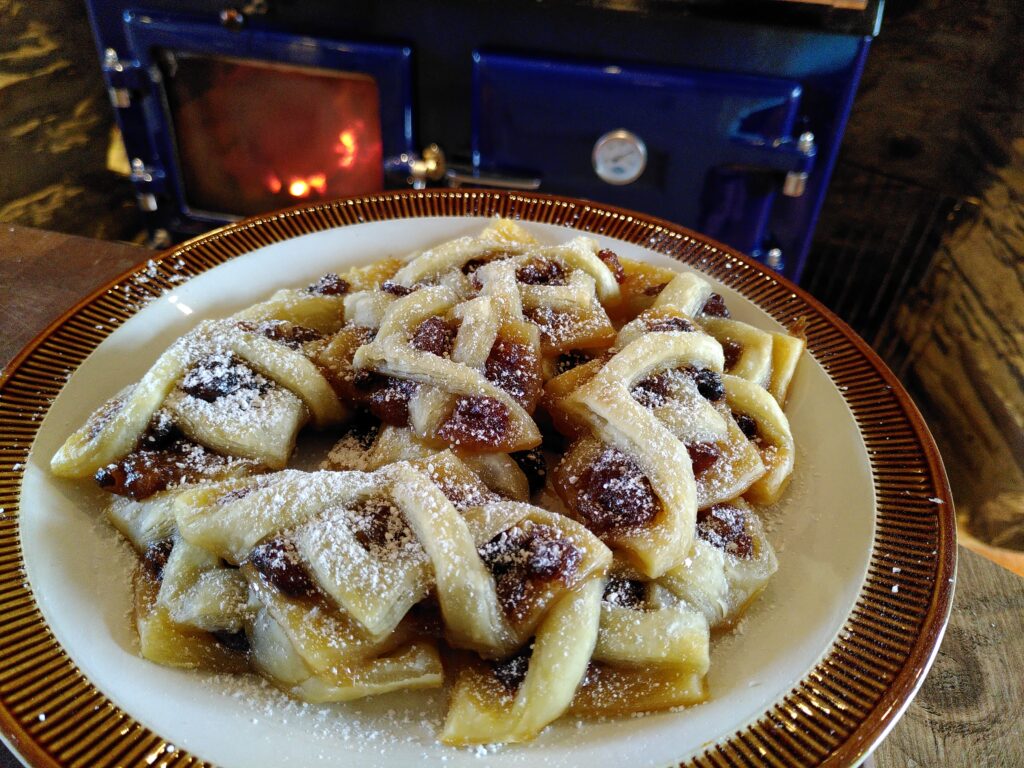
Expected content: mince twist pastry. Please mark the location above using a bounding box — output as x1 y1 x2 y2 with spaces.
660 498 778 630
351 285 543 452
652 272 805 404
569 560 710 716
49 270 374 481
550 327 755 578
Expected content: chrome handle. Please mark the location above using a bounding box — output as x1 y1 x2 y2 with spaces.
444 165 541 191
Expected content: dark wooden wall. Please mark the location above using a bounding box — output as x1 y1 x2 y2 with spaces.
0 0 142 241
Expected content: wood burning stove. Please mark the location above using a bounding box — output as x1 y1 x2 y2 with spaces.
84 0 882 281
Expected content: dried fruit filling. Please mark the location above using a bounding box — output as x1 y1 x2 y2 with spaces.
180 353 267 403
411 317 457 358
697 504 753 558
353 371 417 427
306 273 350 296
436 395 511 450
573 447 660 532
485 336 542 409
250 538 318 599
479 524 582 620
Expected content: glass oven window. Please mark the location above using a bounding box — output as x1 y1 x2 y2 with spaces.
158 51 384 217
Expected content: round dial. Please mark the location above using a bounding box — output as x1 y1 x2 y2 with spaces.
592 129 648 186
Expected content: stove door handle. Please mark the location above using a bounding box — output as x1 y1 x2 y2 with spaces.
385 145 541 190
443 165 542 191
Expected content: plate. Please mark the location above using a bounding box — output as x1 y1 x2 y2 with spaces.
0 190 956 768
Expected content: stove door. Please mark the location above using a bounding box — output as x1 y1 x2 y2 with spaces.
122 12 413 225
472 52 809 261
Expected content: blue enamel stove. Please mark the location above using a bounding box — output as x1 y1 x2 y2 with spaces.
85 0 882 282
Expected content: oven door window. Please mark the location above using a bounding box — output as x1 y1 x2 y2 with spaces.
159 52 384 218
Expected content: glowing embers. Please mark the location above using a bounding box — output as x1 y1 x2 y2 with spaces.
162 51 384 216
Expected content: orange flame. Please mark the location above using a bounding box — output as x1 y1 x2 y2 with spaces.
335 128 358 169
265 125 363 199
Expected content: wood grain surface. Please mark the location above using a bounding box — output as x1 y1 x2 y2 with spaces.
0 226 1021 768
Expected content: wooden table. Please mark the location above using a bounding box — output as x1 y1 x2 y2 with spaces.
1 224 1021 767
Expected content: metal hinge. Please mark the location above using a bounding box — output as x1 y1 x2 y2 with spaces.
729 130 817 198
129 158 167 212
102 48 146 109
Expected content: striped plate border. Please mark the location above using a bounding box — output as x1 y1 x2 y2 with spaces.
0 190 955 768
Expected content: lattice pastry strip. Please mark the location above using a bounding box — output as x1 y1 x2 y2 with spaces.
570 564 711 716
723 374 796 505
324 425 531 502
155 535 251 634
133 564 250 674
243 567 443 703
440 578 603 745
553 332 726 577
659 498 778 630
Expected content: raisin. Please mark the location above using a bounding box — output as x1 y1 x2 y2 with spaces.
691 368 725 401
645 315 695 334
573 447 659 532
138 411 181 451
631 371 671 408
697 505 753 558
479 524 581 619
603 576 646 609
702 293 730 318
734 413 760 441
307 273 350 296
596 249 626 283
555 350 591 375
516 258 565 285
485 337 541 408
381 280 412 296
142 538 174 580
492 646 533 693
250 538 317 599
461 257 491 275
95 452 180 500
686 442 721 478
722 340 743 370
349 501 413 554
354 371 416 426
411 317 457 358
237 320 323 350
526 534 581 580
436 396 510 450
644 282 669 296
212 629 250 653
511 449 547 495
180 354 265 403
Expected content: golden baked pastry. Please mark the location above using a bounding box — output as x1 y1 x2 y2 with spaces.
52 219 801 745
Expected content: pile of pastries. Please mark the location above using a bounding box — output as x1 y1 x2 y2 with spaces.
51 219 803 744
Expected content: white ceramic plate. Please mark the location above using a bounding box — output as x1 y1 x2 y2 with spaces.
5 192 955 768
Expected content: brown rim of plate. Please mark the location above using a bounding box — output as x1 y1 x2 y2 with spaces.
0 189 956 768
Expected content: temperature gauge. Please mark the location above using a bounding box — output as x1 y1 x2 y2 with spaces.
592 129 647 185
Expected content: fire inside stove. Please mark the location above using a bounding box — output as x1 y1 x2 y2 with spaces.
160 52 384 217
